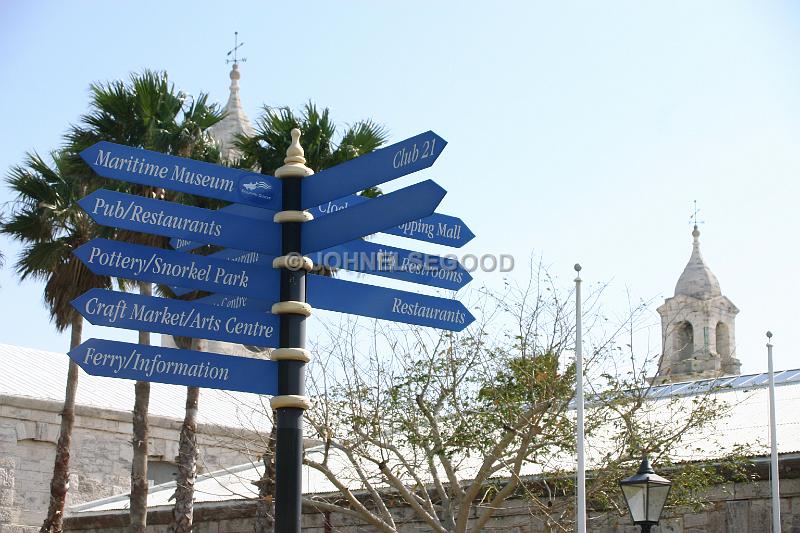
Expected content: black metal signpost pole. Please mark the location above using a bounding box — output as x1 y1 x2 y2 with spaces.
271 129 314 533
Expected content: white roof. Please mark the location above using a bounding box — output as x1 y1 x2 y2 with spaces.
71 369 800 514
0 343 269 431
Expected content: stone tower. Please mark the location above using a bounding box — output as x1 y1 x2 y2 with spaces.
654 226 742 383
208 63 255 163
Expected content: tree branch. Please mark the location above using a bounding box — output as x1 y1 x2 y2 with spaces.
303 457 394 533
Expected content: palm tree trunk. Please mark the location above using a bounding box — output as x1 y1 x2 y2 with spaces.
39 315 83 533
170 339 203 533
130 281 151 533
253 413 278 533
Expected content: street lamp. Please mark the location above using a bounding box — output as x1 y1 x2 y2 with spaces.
619 457 672 532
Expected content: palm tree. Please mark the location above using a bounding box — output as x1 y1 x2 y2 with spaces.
237 102 389 197
1 151 111 533
167 336 202 533
66 70 223 533
237 105 388 532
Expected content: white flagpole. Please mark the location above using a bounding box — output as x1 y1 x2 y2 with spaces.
767 331 781 533
575 264 586 533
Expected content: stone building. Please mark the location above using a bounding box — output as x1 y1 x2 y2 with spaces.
63 369 800 532
0 343 268 532
655 226 742 383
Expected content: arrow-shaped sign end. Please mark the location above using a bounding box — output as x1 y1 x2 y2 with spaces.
456 306 476 332
429 131 448 154
426 180 447 205
462 270 474 289
76 192 97 214
461 224 476 247
72 242 95 271
79 145 96 167
70 289 101 325
67 338 99 366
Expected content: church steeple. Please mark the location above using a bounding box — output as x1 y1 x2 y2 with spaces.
673 226 722 299
654 226 741 383
208 63 255 163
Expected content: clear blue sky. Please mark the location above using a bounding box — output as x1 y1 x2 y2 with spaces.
1 1 798 372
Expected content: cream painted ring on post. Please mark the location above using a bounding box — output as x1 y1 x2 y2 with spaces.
272 255 314 271
270 348 312 363
271 301 312 317
273 210 313 223
270 395 313 410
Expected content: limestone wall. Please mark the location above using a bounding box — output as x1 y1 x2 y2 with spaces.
62 477 800 533
0 394 261 532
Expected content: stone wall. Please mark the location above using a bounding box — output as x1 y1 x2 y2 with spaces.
62 476 800 532
0 394 261 532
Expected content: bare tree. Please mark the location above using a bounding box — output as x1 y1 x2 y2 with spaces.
295 265 750 531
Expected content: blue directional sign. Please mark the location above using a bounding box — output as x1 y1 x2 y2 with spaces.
78 189 280 255
69 338 278 395
308 193 367 218
75 239 279 302
171 248 272 296
72 289 280 347
302 131 447 209
170 196 369 252
170 203 277 251
382 212 474 248
171 193 473 252
80 141 282 210
307 276 474 331
309 240 471 291
302 180 446 254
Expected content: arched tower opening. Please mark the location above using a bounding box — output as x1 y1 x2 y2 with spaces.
716 322 730 358
674 321 694 360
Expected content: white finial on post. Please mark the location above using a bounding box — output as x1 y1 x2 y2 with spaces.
275 128 314 178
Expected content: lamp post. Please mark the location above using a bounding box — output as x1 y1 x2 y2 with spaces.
620 457 672 533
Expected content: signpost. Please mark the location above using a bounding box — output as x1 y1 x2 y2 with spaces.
302 130 446 208
80 141 282 210
72 288 280 347
302 179 446 253
78 189 282 255
69 338 278 394
308 239 472 291
170 195 474 251
72 127 471 533
383 212 474 248
170 248 272 297
307 276 474 331
74 238 280 301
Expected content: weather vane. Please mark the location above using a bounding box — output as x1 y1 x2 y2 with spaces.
689 200 704 227
226 31 247 65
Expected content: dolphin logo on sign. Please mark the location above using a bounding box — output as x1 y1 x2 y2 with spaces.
239 176 273 204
